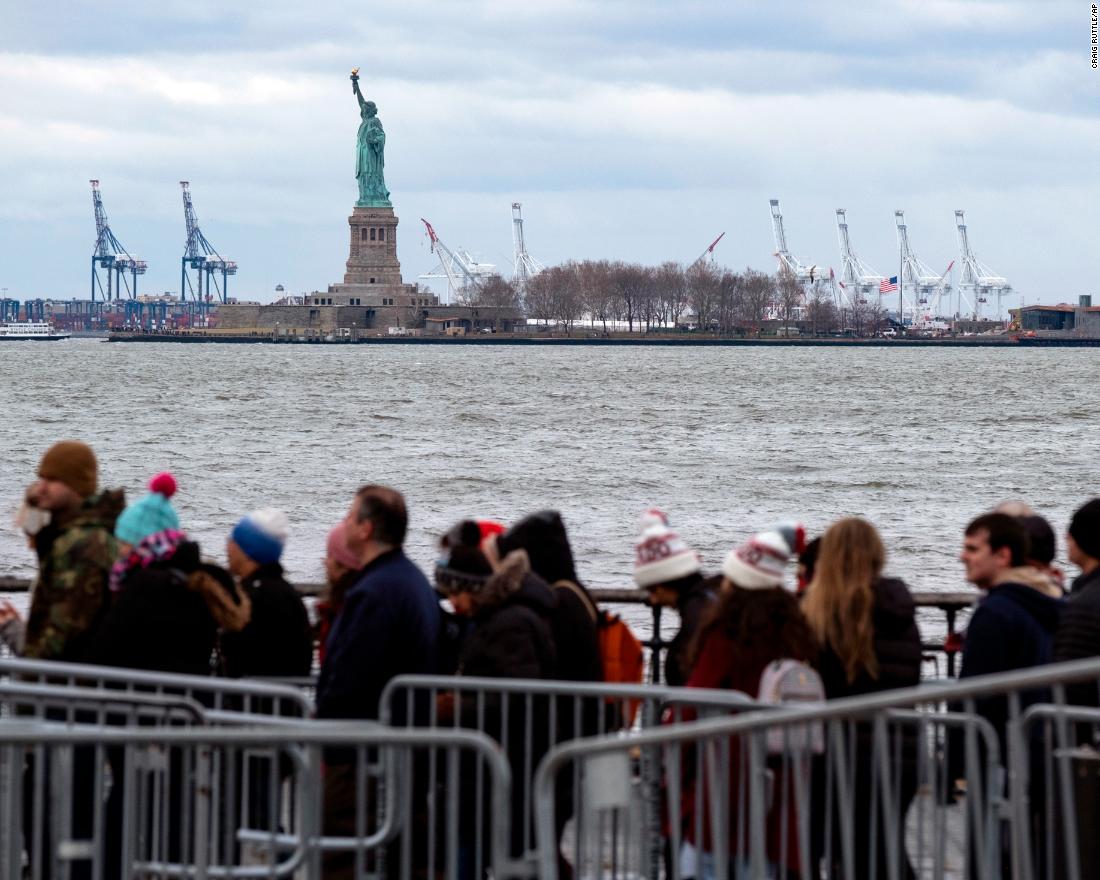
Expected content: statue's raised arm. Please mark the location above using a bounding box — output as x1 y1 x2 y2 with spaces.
351 69 367 110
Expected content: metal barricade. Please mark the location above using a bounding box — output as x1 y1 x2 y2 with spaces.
529 658 1100 880
0 656 314 721
0 719 524 880
380 674 757 873
0 680 206 726
533 705 1002 880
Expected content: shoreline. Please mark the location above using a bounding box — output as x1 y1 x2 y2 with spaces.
104 333 1099 347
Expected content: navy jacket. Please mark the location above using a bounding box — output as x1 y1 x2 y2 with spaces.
960 582 1064 749
316 548 440 721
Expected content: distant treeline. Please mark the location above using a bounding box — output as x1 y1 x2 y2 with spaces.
460 261 886 335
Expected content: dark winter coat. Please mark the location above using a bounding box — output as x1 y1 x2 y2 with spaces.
813 577 923 880
494 510 602 686
221 562 312 679
88 541 216 676
24 490 124 662
453 550 559 857
816 577 922 699
1053 567 1100 707
457 550 558 682
960 579 1065 750
665 574 719 687
316 548 440 722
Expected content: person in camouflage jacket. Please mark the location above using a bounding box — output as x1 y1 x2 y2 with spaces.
24 489 124 661
1 441 123 662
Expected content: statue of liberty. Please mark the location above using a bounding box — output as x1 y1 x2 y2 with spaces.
350 69 392 208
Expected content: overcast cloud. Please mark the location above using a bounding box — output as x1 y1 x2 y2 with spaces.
0 0 1094 306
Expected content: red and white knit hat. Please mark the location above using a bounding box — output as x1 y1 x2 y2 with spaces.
722 523 806 590
633 508 702 588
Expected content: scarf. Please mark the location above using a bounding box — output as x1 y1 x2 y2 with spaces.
109 528 188 593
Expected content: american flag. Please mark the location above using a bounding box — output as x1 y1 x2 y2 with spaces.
880 276 898 293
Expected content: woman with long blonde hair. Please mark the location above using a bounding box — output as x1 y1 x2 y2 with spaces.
802 517 921 880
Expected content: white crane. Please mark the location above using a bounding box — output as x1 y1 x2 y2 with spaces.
895 211 952 326
769 199 834 310
835 209 885 307
770 199 821 283
955 210 1011 319
418 218 496 304
511 203 545 289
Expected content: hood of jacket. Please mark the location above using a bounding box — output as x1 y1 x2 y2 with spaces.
54 489 125 533
994 565 1063 599
471 549 556 615
986 580 1064 633
495 510 578 585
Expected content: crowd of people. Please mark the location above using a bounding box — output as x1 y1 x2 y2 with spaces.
2 438 1099 879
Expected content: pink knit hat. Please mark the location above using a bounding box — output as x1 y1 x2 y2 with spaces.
722 523 805 590
326 522 361 570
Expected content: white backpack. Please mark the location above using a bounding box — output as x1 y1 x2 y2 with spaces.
757 659 826 755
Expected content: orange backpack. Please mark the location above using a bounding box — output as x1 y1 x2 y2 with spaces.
555 581 645 723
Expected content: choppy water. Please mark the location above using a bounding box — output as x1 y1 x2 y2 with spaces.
1 341 1096 612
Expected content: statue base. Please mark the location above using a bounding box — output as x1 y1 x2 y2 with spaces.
343 207 403 286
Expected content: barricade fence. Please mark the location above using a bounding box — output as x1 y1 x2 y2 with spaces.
530 657 1100 880
0 721 524 880
0 657 313 721
6 657 1100 878
380 675 760 869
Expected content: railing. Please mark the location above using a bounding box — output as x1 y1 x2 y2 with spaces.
0 579 979 679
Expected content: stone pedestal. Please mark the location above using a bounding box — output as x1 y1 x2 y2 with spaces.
344 207 403 285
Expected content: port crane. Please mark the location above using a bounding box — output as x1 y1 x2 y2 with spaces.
689 232 726 269
511 203 545 289
895 211 952 325
835 209 884 306
419 218 495 304
955 210 1011 319
90 180 146 301
180 181 237 304
769 199 835 309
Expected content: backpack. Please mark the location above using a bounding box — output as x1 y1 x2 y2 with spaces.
555 580 646 722
756 659 825 755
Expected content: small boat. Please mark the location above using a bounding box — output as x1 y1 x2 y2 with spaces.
0 321 72 341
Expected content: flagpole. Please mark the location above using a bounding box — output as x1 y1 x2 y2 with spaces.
899 240 904 332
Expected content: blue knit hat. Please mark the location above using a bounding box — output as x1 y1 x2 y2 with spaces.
231 508 289 565
115 473 180 545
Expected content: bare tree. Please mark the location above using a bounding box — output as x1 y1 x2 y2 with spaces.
577 260 618 334
524 270 555 327
775 273 804 330
655 261 687 329
805 288 839 336
686 262 720 332
738 269 775 335
470 274 521 310
612 263 654 333
551 263 586 335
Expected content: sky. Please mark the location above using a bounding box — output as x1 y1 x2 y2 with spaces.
0 0 1096 308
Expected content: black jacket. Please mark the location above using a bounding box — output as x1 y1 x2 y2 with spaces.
221 562 312 679
817 576 922 699
89 541 216 676
665 574 719 687
455 551 558 857
495 510 602 685
1053 567 1100 706
458 551 558 682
